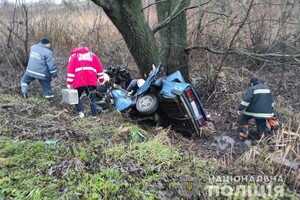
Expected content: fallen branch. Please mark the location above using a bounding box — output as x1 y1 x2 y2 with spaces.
51 109 68 120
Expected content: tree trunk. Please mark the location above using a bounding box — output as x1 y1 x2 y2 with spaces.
91 0 160 78
156 0 190 80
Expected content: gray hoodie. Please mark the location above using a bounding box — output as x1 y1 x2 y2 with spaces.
25 43 57 80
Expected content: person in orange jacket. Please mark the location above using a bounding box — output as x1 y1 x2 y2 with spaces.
66 42 104 118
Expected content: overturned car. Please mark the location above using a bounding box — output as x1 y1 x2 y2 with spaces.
109 64 209 137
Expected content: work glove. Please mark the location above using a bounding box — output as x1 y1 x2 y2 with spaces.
67 84 71 89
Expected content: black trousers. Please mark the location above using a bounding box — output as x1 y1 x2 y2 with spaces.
240 115 266 135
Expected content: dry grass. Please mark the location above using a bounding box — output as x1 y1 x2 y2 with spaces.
238 123 300 190
0 1 131 71
199 121 217 137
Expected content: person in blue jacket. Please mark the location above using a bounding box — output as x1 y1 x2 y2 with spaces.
238 75 274 140
21 37 58 100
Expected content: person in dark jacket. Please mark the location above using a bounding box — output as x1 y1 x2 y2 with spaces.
21 37 58 100
238 75 274 139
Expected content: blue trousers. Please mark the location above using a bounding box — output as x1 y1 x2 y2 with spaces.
240 115 266 135
76 86 97 116
126 79 138 94
21 74 54 99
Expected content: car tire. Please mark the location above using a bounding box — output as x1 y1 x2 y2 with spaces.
136 93 159 115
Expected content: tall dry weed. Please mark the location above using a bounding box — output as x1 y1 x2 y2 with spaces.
238 123 300 190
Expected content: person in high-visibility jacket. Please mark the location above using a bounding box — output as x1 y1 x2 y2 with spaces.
238 75 274 139
21 37 58 100
66 42 104 118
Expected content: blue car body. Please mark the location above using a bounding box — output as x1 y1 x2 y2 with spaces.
112 65 160 112
111 65 208 136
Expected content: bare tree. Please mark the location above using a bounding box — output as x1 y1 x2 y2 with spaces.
186 0 300 91
90 0 160 78
0 0 33 66
1 0 299 92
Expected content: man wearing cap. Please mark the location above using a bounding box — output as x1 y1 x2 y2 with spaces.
21 37 58 100
238 75 274 139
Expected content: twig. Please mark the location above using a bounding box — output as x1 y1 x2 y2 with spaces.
206 89 216 103
51 110 67 120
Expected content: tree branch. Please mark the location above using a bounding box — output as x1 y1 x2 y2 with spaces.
185 45 300 63
227 0 254 54
198 0 255 91
142 0 167 11
0 21 24 42
152 0 211 34
90 0 110 10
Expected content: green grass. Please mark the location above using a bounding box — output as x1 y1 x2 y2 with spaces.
0 138 63 199
0 94 299 199
0 135 212 199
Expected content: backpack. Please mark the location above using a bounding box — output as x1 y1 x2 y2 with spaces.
266 117 280 131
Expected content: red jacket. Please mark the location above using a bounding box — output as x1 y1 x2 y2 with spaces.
66 47 104 89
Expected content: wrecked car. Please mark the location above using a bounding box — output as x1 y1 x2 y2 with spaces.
110 64 209 137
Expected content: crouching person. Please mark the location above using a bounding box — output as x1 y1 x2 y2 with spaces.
238 75 274 140
66 42 104 118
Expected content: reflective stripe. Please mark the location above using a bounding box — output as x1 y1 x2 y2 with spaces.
67 73 75 77
97 72 104 76
50 70 57 73
75 67 96 73
67 78 74 82
26 69 45 77
253 89 270 94
244 111 273 118
45 95 54 98
240 100 250 107
21 83 28 86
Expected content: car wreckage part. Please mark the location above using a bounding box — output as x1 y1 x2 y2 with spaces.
180 87 207 136
186 88 207 126
136 93 159 115
159 96 196 137
179 95 200 136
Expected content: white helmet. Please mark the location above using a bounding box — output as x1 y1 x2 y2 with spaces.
137 79 145 88
103 73 110 83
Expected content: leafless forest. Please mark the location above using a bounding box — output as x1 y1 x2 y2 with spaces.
1 0 299 125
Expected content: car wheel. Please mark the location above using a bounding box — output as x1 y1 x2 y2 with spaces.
136 93 159 115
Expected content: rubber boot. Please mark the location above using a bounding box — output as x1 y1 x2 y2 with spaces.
239 125 249 139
